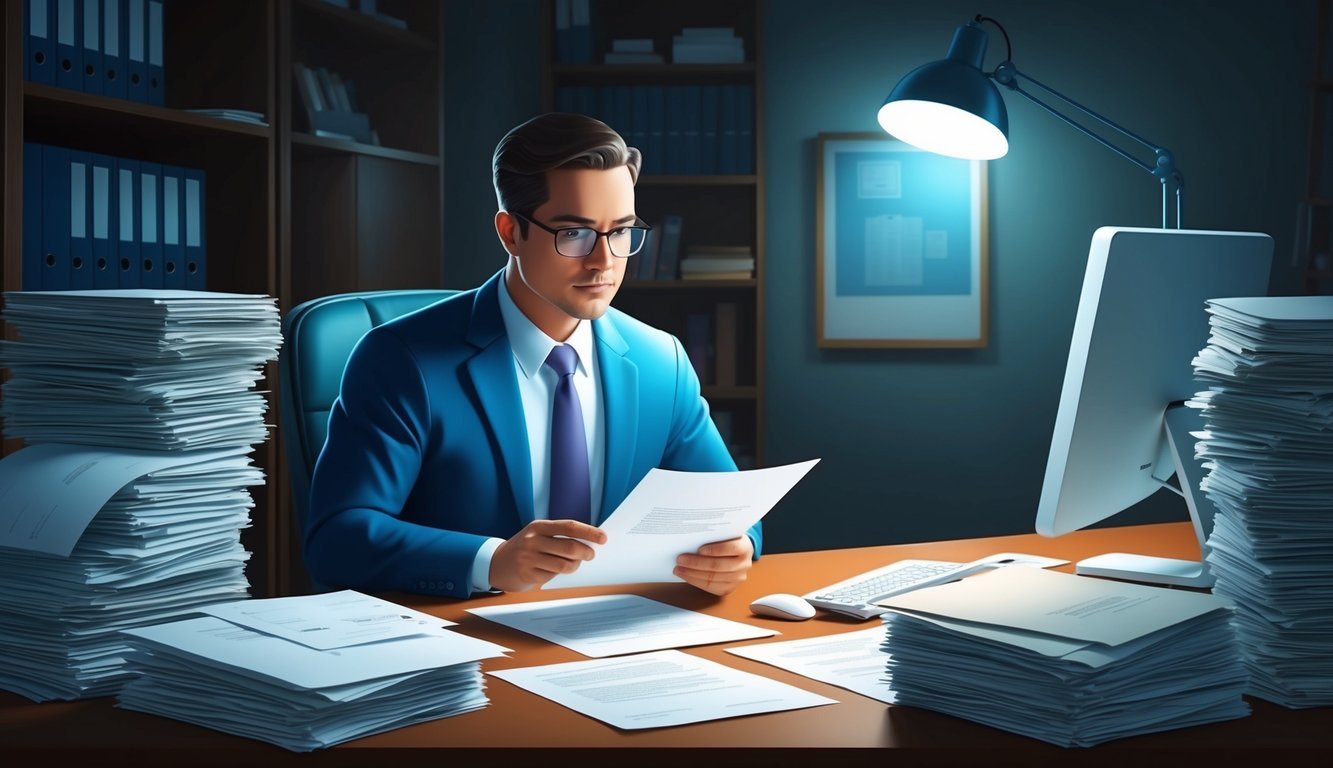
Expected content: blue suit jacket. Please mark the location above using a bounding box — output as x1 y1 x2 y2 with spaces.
305 271 761 597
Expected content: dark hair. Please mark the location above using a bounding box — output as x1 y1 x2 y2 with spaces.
493 113 642 238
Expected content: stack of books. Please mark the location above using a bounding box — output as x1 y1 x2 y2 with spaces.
604 38 664 64
679 245 754 280
879 567 1249 747
118 590 508 751
0 290 281 701
671 27 745 64
1188 295 1333 708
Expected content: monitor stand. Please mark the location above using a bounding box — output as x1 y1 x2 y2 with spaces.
1074 404 1218 588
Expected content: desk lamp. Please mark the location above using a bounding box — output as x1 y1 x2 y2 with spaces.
876 14 1184 229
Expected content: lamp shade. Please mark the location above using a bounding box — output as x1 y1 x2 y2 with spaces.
878 23 1010 160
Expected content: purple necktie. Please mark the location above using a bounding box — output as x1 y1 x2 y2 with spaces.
545 344 591 524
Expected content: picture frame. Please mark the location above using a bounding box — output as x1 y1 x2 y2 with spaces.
816 132 989 348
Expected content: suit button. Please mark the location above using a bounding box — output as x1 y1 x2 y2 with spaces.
417 581 427 590
445 581 454 592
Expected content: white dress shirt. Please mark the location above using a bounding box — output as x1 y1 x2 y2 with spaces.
469 278 607 592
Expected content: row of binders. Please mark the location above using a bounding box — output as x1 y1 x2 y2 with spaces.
22 142 206 291
556 84 755 176
24 0 166 106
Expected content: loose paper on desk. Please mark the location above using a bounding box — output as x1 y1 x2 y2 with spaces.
726 626 897 703
124 615 510 691
467 594 775 657
0 442 251 556
543 458 820 589
201 590 461 651
488 649 836 729
878 566 1232 651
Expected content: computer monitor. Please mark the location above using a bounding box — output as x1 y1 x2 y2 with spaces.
1036 227 1273 587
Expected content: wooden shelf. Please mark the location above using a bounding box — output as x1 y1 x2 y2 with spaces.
291 132 440 165
23 83 272 141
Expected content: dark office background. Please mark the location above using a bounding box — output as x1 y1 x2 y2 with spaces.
442 0 1316 554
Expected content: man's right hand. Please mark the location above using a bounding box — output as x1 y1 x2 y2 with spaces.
488 519 607 593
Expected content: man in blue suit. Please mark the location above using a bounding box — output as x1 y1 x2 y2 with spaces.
305 113 760 599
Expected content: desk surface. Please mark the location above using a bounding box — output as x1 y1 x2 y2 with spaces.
3 522 1331 765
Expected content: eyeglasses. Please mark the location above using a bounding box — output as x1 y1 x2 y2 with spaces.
512 212 652 259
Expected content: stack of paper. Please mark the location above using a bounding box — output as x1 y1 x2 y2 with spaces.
878 567 1249 747
0 290 281 701
1188 295 1333 708
0 290 281 449
118 591 509 751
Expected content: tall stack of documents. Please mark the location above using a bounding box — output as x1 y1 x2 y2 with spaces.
1188 295 1333 708
0 289 281 701
117 591 508 751
878 567 1249 747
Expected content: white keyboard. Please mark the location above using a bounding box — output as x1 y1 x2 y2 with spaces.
803 552 1070 620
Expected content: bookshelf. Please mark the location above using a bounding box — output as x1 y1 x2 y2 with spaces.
540 0 766 468
2 0 445 596
2 0 280 591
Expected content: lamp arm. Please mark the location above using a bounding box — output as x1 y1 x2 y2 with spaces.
992 61 1185 228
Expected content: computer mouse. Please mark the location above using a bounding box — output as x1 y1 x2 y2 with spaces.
749 593 816 621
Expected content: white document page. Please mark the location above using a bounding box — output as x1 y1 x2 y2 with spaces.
467 594 776 657
201 590 459 651
123 615 510 690
0 443 246 556
726 626 896 703
543 458 820 589
879 566 1232 647
488 649 837 729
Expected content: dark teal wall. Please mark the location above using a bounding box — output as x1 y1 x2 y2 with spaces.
760 0 1314 554
441 0 1316 552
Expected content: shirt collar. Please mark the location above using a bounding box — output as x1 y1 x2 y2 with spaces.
498 276 595 380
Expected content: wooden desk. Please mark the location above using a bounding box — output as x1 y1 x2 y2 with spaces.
2 523 1330 766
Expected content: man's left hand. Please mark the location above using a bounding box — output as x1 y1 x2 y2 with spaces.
674 536 754 596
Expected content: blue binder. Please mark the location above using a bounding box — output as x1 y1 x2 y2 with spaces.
680 85 702 175
646 86 665 176
700 85 720 175
55 0 82 91
101 0 126 99
68 150 94 289
22 143 45 291
126 0 146 103
737 85 754 174
718 84 738 174
145 0 163 105
183 166 206 289
160 164 184 288
138 160 163 287
91 153 118 288
80 0 102 94
26 0 56 85
664 86 683 175
41 144 71 290
116 157 141 288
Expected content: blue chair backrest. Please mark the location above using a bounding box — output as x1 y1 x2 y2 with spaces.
280 289 460 540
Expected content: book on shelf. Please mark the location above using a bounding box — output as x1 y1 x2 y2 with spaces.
634 228 661 281
654 215 684 280
604 52 666 64
714 302 739 387
685 313 713 384
672 27 745 64
680 271 753 281
611 38 655 53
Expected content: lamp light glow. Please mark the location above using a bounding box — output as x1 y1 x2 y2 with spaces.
877 99 1008 160
876 16 1186 229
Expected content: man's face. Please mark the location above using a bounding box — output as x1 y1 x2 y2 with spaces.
503 166 635 340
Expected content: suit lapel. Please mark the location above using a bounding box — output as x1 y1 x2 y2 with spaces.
466 273 535 526
595 312 638 512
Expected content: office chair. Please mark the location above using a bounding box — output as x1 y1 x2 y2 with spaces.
279 289 460 589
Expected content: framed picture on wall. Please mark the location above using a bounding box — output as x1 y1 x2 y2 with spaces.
816 132 989 348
